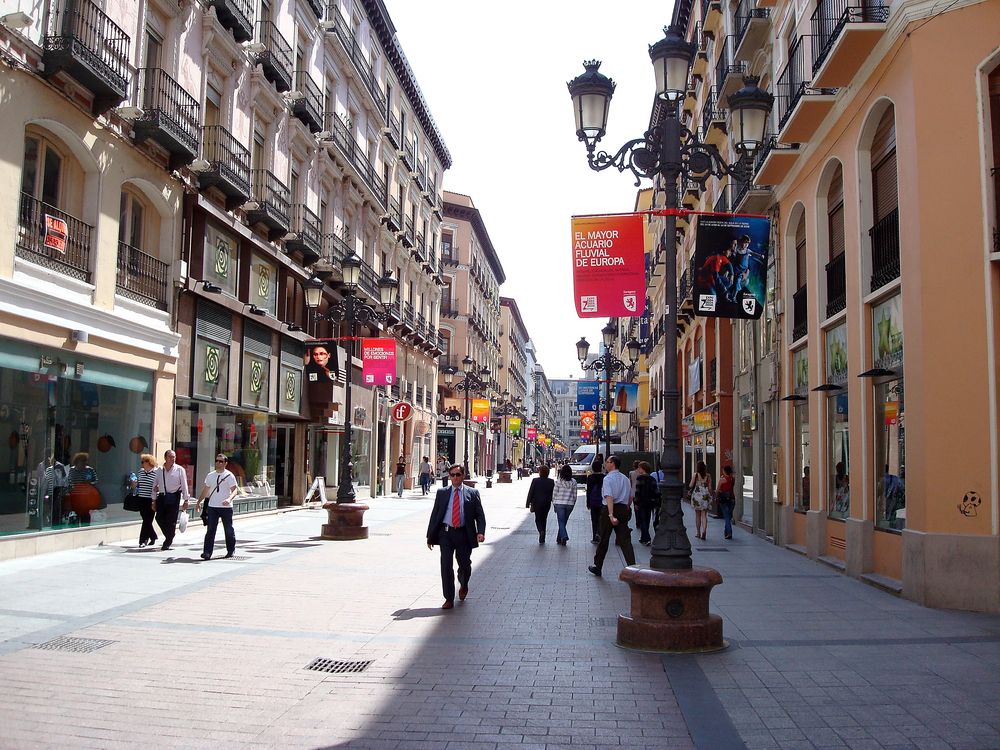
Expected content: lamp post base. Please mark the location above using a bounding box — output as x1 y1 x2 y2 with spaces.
616 565 726 653
321 502 369 540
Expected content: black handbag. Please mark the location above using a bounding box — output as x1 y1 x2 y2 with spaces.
122 494 141 512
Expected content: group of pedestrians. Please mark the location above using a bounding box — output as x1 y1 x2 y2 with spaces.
525 464 578 545
126 449 240 559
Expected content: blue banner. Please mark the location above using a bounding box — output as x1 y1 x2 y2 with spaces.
577 380 599 411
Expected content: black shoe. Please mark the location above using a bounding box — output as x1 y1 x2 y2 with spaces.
223 552 235 559
588 565 602 577
539 538 545 544
591 537 599 544
160 543 171 551
725 535 733 540
200 553 210 560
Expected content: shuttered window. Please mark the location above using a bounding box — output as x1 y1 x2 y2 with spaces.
828 165 845 259
871 108 898 221
795 216 807 289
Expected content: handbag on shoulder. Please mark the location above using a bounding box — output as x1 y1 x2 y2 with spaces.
122 494 142 512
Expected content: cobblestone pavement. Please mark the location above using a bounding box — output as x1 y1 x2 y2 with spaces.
1 480 999 749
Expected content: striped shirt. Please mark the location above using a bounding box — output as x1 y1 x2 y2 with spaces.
135 468 157 499
552 479 578 506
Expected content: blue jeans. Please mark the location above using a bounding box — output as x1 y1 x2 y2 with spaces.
554 504 573 543
719 492 735 537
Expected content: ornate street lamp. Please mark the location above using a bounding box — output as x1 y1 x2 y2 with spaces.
568 31 773 652
445 360 490 478
577 326 639 460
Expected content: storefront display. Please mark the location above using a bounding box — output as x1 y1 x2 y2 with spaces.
826 323 849 520
871 294 905 531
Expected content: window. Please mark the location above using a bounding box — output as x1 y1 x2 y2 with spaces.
874 378 905 530
21 135 62 208
204 82 222 127
118 190 145 250
145 28 163 69
203 224 239 296
794 402 810 512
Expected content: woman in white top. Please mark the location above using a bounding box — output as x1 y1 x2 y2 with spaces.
418 456 433 496
689 460 713 540
551 464 578 546
196 454 239 560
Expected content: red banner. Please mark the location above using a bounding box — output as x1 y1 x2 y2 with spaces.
526 426 537 441
571 214 646 318
361 338 396 385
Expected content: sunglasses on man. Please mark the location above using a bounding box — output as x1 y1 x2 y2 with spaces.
449 471 464 478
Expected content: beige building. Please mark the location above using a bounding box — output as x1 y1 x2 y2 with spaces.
673 0 1000 610
499 296 530 466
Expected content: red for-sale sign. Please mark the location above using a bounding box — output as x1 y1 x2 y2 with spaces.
571 214 646 318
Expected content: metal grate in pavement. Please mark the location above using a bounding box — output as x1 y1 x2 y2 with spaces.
224 555 250 560
590 617 618 627
33 636 116 653
696 547 729 552
490 526 510 530
304 658 374 674
369 532 392 536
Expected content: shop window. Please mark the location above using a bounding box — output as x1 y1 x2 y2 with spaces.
827 392 849 519
874 378 905 530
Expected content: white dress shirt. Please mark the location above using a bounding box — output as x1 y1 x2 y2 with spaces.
154 464 192 501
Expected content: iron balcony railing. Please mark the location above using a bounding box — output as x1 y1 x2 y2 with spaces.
811 0 889 75
735 0 770 49
677 268 692 308
776 36 819 129
253 20 293 92
869 208 900 292
290 70 323 132
206 0 254 42
713 185 731 214
440 297 459 317
825 253 846 317
386 110 402 148
116 242 169 310
321 231 352 262
388 195 402 229
321 112 387 210
702 87 719 139
200 124 251 196
17 192 93 282
403 301 416 327
403 215 415 245
289 204 322 257
248 169 291 227
135 67 200 160
323 5 387 115
416 384 425 405
414 232 426 261
43 0 130 113
792 284 808 340
303 0 324 20
403 138 416 169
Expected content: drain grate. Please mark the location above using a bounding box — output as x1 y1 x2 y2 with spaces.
369 532 392 536
490 526 510 530
224 555 250 561
33 636 116 653
590 616 618 627
304 658 374 674
696 547 730 552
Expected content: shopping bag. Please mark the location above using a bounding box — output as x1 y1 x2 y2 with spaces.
177 509 188 533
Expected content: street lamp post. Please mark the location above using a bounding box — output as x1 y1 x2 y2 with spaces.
494 391 522 472
576 323 641 459
443 357 489 479
304 256 398 538
567 26 773 652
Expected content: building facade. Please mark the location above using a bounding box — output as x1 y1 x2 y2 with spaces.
498 296 529 467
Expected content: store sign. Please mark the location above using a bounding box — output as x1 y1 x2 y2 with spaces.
872 294 903 371
570 213 646 318
303 340 339 405
43 215 68 253
692 215 770 319
390 402 413 422
470 398 490 423
793 347 809 395
577 380 599 411
362 338 396 385
883 400 899 425
825 323 848 385
692 403 719 434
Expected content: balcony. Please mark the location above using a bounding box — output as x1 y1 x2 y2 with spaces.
286 204 322 264
714 35 747 106
197 125 251 210
754 135 800 185
733 0 771 62
731 155 773 214
713 184 731 214
792 285 808 341
302 0 324 20
702 88 727 148
703 0 723 34
401 216 414 248
245 169 290 241
322 5 387 117
16 193 93 282
402 138 416 170
691 23 710 77
413 232 426 262
825 253 846 318
289 70 323 133
206 0 254 43
319 112 387 211
386 195 402 232
385 110 402 149
116 242 169 310
250 21 292 93
811 0 889 88
132 68 200 171
869 208 900 292
42 0 130 116
776 36 837 143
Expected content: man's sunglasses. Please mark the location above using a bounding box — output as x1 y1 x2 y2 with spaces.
449 472 464 478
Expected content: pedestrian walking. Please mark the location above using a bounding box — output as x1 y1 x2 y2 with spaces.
436 455 449 486
394 454 406 497
131 453 158 547
585 459 605 543
152 449 192 551
650 466 665 531
588 455 636 577
634 461 660 546
689 460 713 540
552 464 578 545
418 456 432 496
426 465 486 609
525 464 554 544
196 454 239 560
717 464 736 540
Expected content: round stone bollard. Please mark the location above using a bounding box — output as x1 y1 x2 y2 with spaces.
321 501 369 540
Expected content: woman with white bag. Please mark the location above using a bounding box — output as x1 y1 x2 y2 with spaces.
688 461 713 541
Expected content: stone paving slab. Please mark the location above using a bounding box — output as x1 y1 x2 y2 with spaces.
1 481 999 749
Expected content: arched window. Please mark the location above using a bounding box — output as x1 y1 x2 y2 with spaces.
825 164 846 317
117 187 167 309
792 215 808 341
989 68 1000 252
869 107 899 290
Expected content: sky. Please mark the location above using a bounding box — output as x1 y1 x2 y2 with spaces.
383 0 671 380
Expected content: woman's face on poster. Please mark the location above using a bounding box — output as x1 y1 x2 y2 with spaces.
311 347 331 369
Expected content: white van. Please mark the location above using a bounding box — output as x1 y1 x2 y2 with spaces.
568 444 635 481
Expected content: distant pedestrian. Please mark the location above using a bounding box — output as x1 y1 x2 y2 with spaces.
525 465 554 544
717 465 736 540
152 449 192 551
552 464 578 545
634 461 660 546
589 455 636 577
131 453 158 547
394 455 406 497
196 454 239 560
651 467 665 530
418 456 433 495
689 460 713 540
585 459 605 543
427 465 486 609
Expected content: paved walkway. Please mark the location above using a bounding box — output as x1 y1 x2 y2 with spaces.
1 480 999 749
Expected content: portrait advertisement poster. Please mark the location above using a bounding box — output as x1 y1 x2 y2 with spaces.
470 398 490 423
526 426 537 441
361 338 396 385
613 382 639 412
577 380 600 411
303 339 340 403
508 417 522 436
872 294 903 371
442 398 464 422
825 323 848 386
692 214 770 319
570 214 646 318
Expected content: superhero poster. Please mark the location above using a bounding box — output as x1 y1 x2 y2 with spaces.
692 215 770 319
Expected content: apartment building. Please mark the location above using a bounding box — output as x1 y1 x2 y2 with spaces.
498 296 530 466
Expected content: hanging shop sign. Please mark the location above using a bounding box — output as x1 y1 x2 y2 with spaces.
692 403 719 434
579 411 596 431
577 380 600 410
470 398 490 423
390 402 413 422
570 213 646 318
692 214 770 319
361 338 396 385
872 294 903 371
793 347 809 396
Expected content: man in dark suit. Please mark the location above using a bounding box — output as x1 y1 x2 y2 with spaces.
427 464 487 609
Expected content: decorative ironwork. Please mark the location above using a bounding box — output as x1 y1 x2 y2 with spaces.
116 242 169 310
198 125 251 208
869 208 900 291
825 253 846 317
320 112 387 210
251 20 293 93
776 36 836 130
246 169 290 240
287 204 322 262
290 70 323 133
792 284 809 340
133 67 200 170
206 0 254 43
16 192 92 282
322 5 387 115
811 0 890 75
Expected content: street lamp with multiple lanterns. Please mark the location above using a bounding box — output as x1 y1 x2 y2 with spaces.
567 24 774 652
493 390 524 469
442 356 491 479
576 322 641 460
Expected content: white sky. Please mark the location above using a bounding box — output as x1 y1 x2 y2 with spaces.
384 0 672 380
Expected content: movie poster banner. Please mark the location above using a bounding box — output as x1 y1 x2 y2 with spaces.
361 338 396 385
577 380 600 411
570 214 646 318
442 398 463 422
692 215 770 319
470 398 490 423
613 383 639 412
